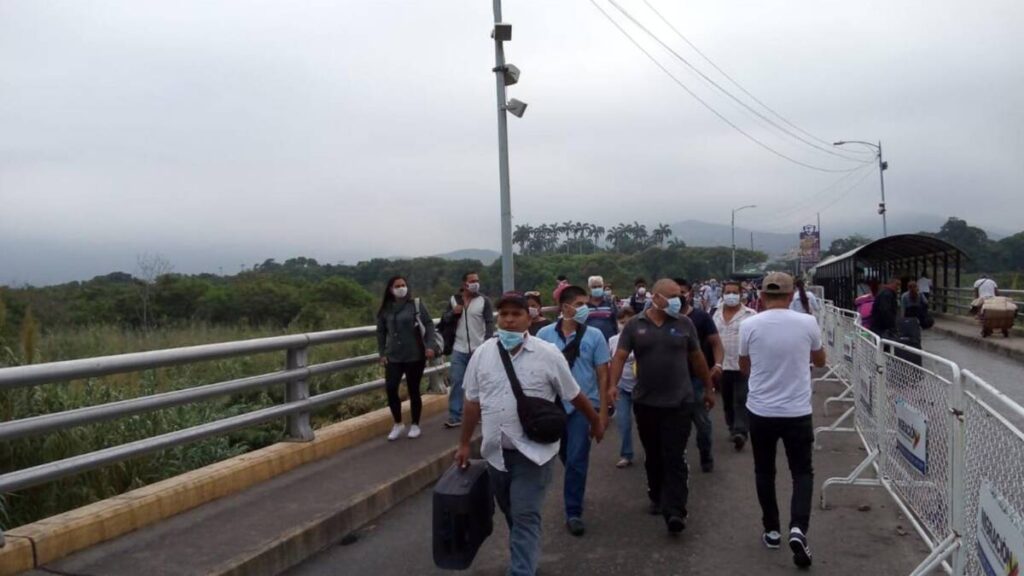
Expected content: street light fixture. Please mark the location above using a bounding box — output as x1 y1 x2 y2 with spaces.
731 204 757 274
491 2 528 292
834 140 889 237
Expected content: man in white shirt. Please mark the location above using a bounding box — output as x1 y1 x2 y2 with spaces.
713 280 757 450
974 274 999 300
917 273 932 298
739 272 826 568
442 271 495 428
455 293 604 576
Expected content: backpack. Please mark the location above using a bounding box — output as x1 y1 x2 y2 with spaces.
856 297 875 327
414 298 444 354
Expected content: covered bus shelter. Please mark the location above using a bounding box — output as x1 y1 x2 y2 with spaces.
812 234 966 311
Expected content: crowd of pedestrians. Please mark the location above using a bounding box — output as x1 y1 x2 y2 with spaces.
378 269 828 575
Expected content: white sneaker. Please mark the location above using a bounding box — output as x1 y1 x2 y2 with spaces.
387 424 405 441
407 424 422 439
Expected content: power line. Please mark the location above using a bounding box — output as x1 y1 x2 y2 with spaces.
759 164 878 232
761 162 876 222
587 0 865 174
639 0 875 161
607 0 873 165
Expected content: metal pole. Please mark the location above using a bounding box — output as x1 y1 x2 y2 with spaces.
731 208 736 274
493 0 514 292
878 140 888 237
750 231 754 251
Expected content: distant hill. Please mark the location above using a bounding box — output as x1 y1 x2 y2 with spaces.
433 248 501 264
671 220 797 257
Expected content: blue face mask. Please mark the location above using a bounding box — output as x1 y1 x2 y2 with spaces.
665 297 683 318
572 304 591 324
497 329 526 350
591 287 604 298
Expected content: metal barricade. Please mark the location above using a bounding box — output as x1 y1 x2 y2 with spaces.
958 370 1024 576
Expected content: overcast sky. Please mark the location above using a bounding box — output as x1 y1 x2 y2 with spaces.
2 0 1022 285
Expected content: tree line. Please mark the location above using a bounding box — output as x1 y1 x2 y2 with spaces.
513 221 679 255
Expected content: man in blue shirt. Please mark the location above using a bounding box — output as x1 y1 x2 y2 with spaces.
585 275 619 340
536 285 611 537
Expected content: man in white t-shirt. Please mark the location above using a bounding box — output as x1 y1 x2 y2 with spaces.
974 275 998 300
739 272 826 568
917 273 932 298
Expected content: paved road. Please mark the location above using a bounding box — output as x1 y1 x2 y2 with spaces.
286 379 927 576
922 329 1024 406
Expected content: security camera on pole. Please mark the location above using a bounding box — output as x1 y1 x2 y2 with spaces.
492 2 528 292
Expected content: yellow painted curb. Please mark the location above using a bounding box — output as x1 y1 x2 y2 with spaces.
0 394 448 576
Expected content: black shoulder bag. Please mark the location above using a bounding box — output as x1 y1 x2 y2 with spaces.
558 320 588 369
497 345 567 444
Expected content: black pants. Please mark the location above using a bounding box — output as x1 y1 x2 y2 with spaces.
633 402 693 520
384 359 426 425
749 412 814 533
720 370 750 437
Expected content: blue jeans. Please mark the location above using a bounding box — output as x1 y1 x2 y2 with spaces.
447 350 471 422
615 389 634 460
559 409 592 520
489 450 554 576
690 378 713 463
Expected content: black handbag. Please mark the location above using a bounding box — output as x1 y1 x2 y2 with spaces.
497 344 567 444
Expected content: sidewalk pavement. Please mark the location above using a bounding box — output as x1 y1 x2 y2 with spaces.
931 313 1024 363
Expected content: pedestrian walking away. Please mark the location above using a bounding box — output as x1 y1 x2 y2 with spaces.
536 285 611 536
608 279 714 535
678 278 725 472
440 271 495 428
739 272 827 568
789 279 822 315
608 307 638 469
455 292 604 576
376 276 440 441
713 280 757 451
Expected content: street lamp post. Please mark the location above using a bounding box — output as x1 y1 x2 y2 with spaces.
834 140 889 237
491 1 527 292
731 204 757 274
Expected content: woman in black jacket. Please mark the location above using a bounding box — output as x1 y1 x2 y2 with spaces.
376 276 439 441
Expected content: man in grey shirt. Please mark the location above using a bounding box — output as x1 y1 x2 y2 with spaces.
608 279 714 534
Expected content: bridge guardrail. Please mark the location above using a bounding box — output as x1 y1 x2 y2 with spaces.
817 304 1024 575
932 286 1023 326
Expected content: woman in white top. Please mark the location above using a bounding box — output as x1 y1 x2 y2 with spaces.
789 279 821 315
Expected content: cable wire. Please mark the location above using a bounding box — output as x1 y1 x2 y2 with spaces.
640 0 875 161
607 0 872 165
587 0 864 174
759 164 878 232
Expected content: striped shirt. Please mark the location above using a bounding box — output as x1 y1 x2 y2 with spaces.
713 305 757 371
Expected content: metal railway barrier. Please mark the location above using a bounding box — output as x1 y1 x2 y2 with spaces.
0 321 452 545
813 304 861 443
817 305 1024 575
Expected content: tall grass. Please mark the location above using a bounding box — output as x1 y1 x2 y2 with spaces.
0 322 394 529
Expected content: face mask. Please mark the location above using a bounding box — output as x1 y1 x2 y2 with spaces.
466 282 480 294
618 322 626 331
591 287 605 298
497 328 526 350
723 294 741 307
528 307 540 319
572 304 591 324
392 286 408 299
637 287 646 296
664 297 683 318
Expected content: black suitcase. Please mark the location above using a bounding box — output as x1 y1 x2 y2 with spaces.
894 318 923 366
432 460 494 570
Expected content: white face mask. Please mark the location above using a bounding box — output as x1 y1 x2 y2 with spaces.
637 287 646 296
723 293 741 307
528 307 540 319
466 282 481 294
392 286 408 298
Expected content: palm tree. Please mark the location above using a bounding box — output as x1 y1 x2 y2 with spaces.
513 224 533 254
668 237 687 249
591 225 605 253
654 223 673 247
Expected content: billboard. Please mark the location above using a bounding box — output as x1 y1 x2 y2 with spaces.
799 225 821 266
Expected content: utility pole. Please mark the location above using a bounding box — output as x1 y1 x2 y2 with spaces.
877 140 888 237
750 231 754 251
492 0 514 292
731 204 756 275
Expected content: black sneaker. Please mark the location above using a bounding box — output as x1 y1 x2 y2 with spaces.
566 517 585 537
732 433 747 451
666 515 686 534
789 528 812 567
762 530 781 549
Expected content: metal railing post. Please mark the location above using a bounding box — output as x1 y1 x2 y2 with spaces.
948 364 967 575
285 346 314 442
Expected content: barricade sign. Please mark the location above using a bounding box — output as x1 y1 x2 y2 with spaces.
896 399 929 475
975 481 1024 576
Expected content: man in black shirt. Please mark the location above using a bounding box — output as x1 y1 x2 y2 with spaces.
871 277 901 337
609 279 715 534
677 279 725 472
